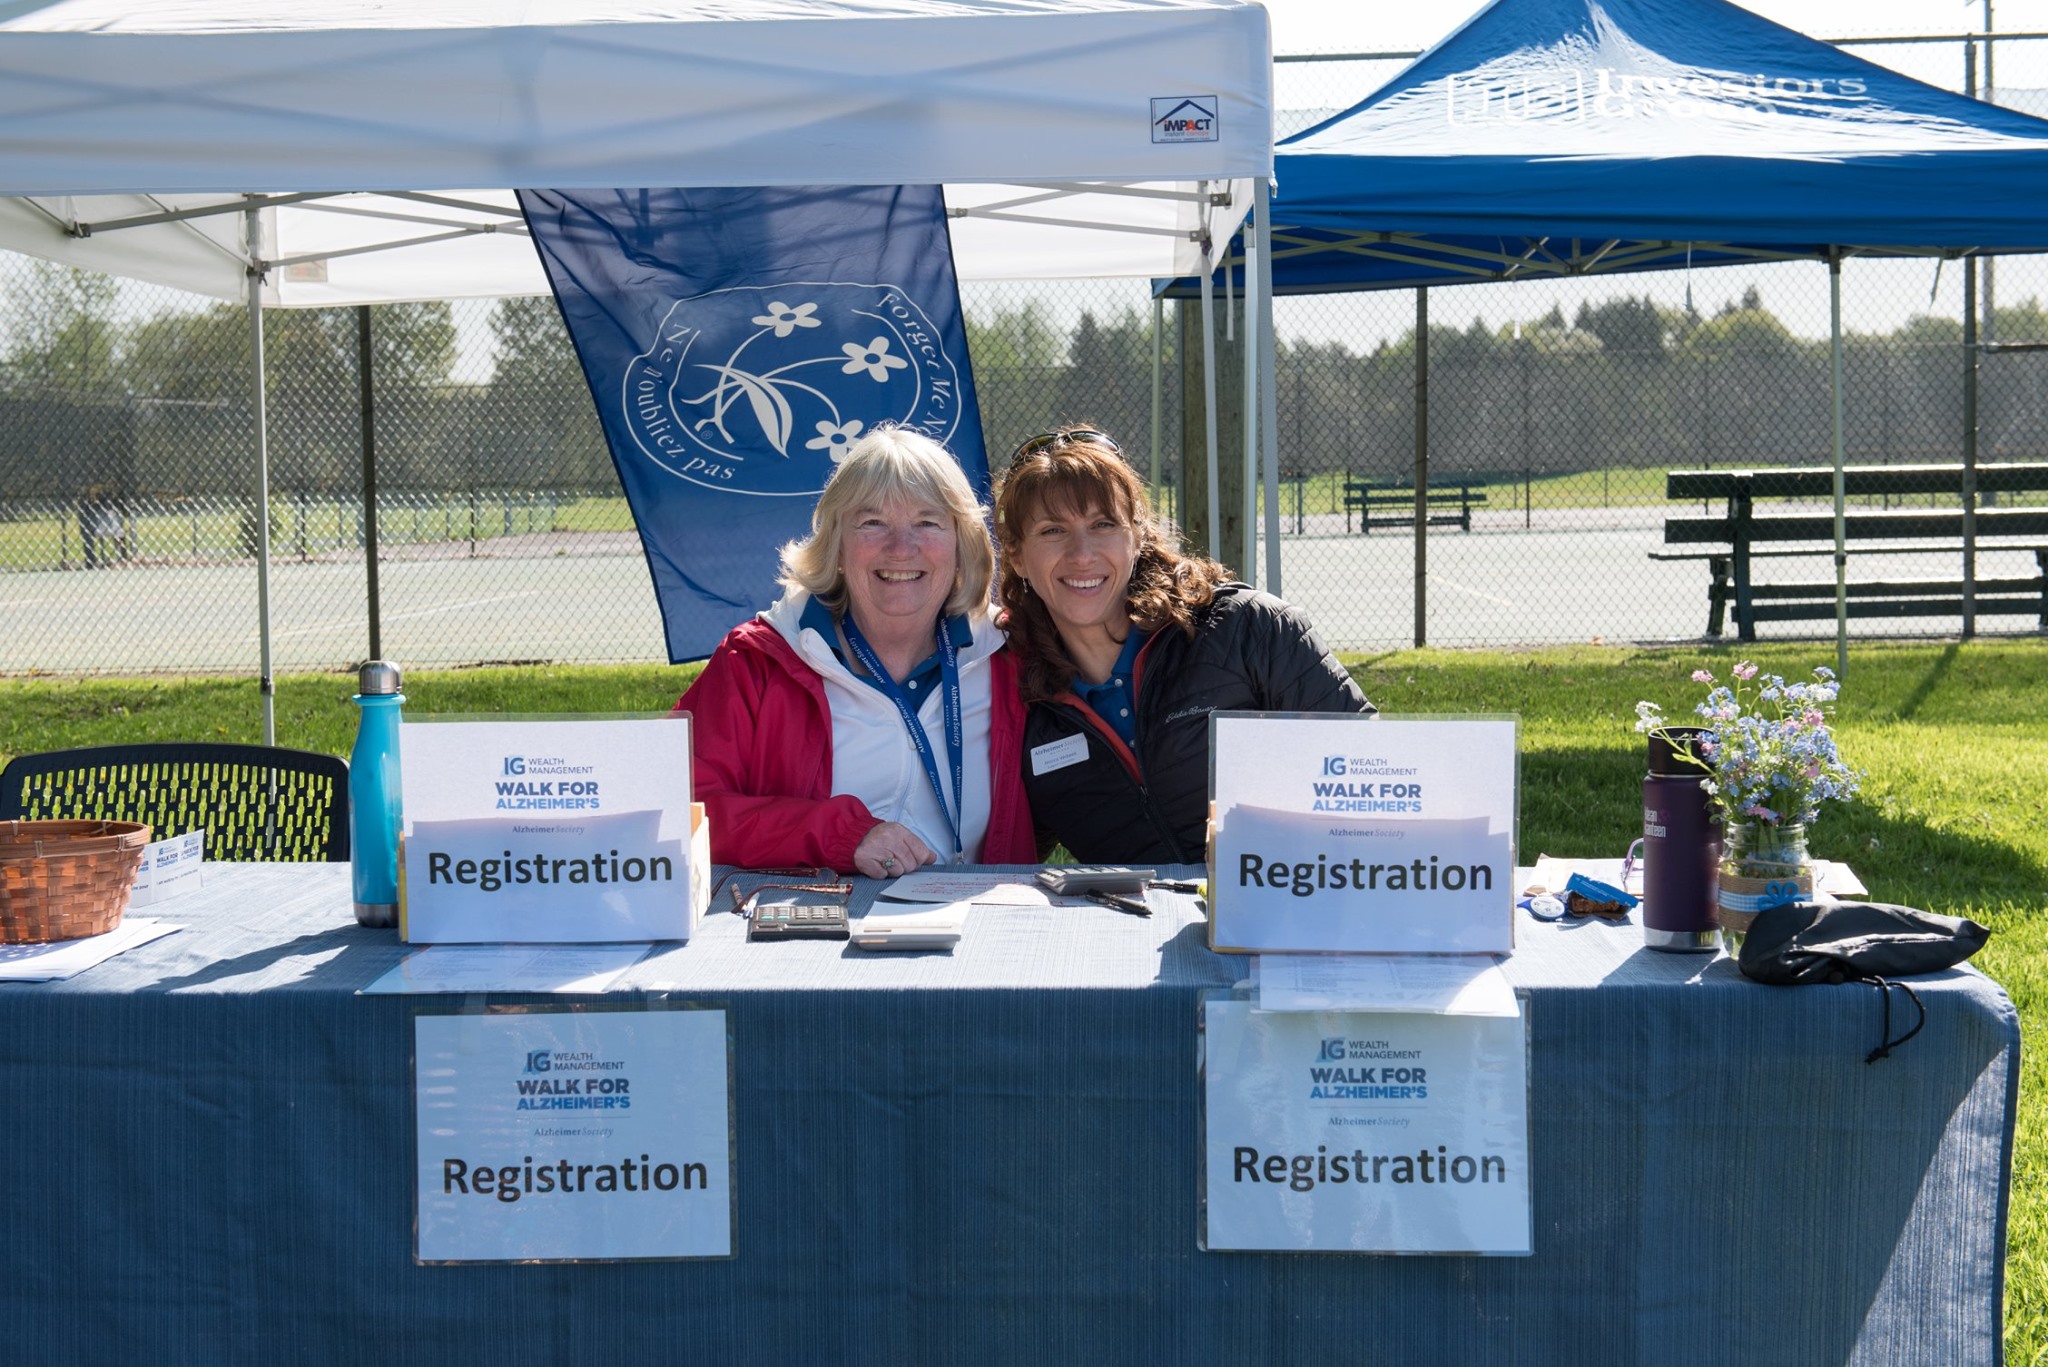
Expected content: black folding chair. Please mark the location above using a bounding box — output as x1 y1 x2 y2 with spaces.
0 743 350 862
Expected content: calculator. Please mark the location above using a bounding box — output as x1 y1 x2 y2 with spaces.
746 891 852 941
1035 866 1156 896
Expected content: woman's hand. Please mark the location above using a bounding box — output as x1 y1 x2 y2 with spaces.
854 822 937 879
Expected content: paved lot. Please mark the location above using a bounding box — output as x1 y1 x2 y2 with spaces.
3 509 2037 675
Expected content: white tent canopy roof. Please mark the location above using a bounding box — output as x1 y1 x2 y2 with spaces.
0 0 1271 302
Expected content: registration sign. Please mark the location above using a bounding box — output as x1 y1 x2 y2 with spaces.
415 1005 733 1262
1200 996 1531 1254
1208 714 1517 954
399 715 699 943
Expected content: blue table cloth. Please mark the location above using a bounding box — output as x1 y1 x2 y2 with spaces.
0 863 2015 1366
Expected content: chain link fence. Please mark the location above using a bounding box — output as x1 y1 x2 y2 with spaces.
4 29 2046 674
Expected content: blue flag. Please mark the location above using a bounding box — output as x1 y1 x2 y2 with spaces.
518 186 988 663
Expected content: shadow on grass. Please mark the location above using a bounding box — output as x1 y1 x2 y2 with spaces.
1888 641 1962 724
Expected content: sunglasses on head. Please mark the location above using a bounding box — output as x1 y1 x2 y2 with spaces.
1009 428 1121 466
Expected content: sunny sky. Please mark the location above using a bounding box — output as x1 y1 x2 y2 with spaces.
1260 0 2043 58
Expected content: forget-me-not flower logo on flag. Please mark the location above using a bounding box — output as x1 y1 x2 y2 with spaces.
752 300 821 337
806 419 865 462
840 337 909 382
621 281 966 497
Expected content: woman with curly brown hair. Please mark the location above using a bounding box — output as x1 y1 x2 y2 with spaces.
994 425 1373 864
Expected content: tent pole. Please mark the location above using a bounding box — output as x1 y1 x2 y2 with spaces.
247 207 276 746
1963 38 1982 640
1255 178 1282 597
1414 287 1429 649
1241 196 1260 588
1962 256 1980 639
358 305 383 660
1150 295 1163 498
1199 231 1220 564
1829 250 1847 681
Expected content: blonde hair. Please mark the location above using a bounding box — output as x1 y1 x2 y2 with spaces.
779 425 995 618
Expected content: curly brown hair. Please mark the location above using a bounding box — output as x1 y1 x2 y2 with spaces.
993 425 1231 704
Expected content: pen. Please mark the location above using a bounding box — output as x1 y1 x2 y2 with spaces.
1087 889 1153 918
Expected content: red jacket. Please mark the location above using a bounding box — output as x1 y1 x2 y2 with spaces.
673 616 1036 870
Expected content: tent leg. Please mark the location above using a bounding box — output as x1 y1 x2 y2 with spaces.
1241 198 1258 588
1962 257 1980 640
248 208 276 746
358 305 383 661
1414 287 1429 650
1150 295 1164 498
1199 227 1220 565
1254 178 1281 597
1829 251 1847 681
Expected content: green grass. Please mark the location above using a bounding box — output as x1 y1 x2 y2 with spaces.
3 640 2045 1354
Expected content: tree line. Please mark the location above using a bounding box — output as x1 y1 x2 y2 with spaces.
3 258 2040 509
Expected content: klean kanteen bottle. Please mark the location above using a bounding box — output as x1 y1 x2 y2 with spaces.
1641 725 1722 952
349 659 405 928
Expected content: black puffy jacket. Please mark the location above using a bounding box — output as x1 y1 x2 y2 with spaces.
1021 585 1374 863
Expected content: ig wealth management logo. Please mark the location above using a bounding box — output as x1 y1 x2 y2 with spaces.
620 282 966 496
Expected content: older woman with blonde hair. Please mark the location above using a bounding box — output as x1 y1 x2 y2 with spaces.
676 426 1035 874
995 424 1372 864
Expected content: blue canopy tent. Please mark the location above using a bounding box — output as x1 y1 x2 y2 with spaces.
1273 0 2048 285
1195 0 2048 662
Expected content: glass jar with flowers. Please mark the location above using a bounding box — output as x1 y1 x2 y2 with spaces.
1635 662 1860 953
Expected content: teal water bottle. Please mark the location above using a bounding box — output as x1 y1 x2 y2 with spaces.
350 659 405 928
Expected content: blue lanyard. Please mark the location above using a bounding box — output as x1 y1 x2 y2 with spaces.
838 613 964 860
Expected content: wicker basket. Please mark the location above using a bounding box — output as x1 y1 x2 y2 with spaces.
0 819 151 944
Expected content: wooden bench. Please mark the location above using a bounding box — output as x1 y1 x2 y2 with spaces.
1343 478 1488 534
1655 463 2048 639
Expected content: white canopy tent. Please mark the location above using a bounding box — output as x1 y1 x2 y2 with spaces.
0 0 1276 733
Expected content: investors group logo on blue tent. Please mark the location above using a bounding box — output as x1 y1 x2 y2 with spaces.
625 281 967 497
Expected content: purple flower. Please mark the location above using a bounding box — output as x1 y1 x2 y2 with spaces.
1643 660 1857 830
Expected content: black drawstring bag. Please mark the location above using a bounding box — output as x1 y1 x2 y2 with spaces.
1737 901 1992 1063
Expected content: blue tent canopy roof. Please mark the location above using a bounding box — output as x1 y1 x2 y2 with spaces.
1169 0 2048 296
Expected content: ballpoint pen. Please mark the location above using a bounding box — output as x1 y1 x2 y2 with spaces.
1086 889 1153 918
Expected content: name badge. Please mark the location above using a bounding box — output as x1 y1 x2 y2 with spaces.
1030 733 1089 776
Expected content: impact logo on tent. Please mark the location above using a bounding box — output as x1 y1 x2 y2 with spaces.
1152 96 1219 143
620 282 967 496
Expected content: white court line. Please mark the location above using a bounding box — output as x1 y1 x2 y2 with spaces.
1426 573 1519 609
384 591 546 621
263 591 546 640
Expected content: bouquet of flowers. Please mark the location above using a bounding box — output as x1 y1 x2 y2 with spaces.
1634 662 1860 829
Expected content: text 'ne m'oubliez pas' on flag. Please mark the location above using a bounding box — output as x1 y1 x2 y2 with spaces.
518 186 988 663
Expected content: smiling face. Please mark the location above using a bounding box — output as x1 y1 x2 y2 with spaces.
1013 495 1142 654
837 496 959 642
